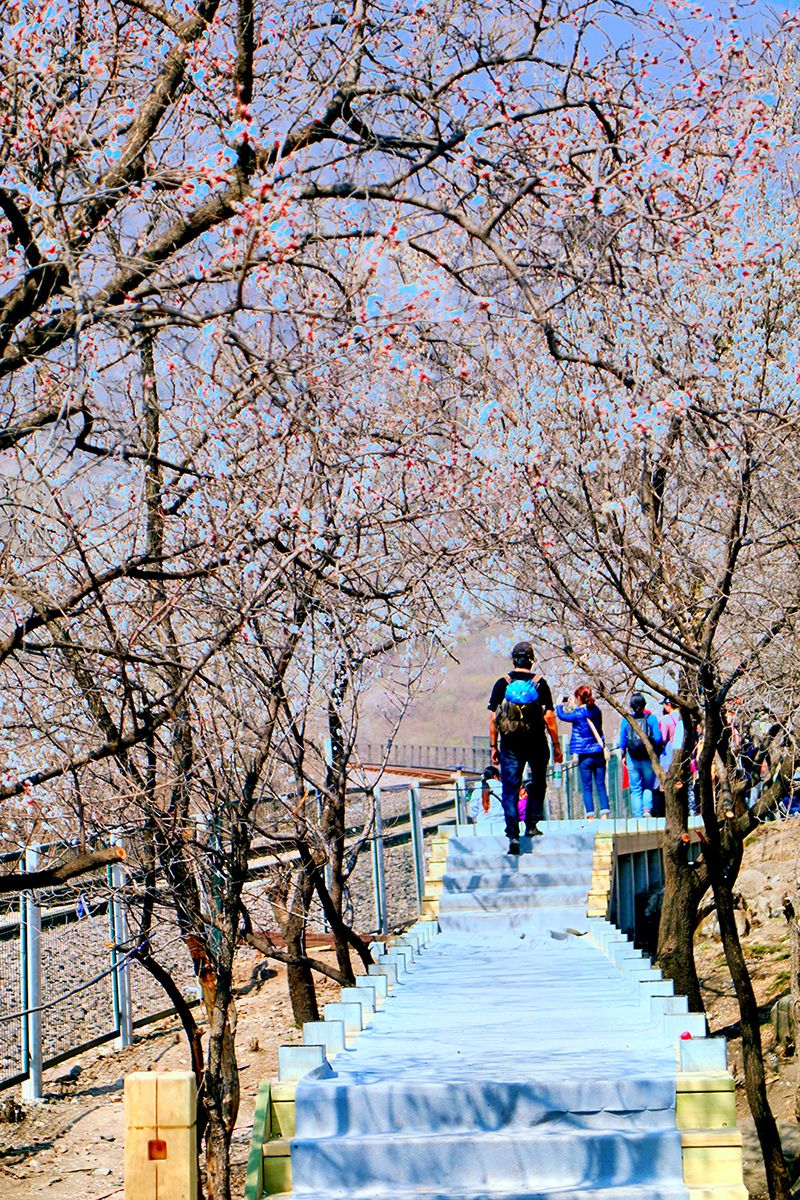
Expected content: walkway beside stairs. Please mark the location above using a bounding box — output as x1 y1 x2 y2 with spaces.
246 824 747 1200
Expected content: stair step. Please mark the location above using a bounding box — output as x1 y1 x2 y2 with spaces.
437 907 590 934
291 1127 685 1192
293 1188 691 1200
294 1077 681 1138
439 893 591 914
446 854 594 870
442 871 592 889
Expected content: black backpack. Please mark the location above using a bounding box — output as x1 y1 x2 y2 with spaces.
627 716 661 760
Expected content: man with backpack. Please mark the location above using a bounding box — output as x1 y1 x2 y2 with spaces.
487 641 563 854
619 693 663 818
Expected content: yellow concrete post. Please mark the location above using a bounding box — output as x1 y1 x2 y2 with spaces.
125 1071 197 1200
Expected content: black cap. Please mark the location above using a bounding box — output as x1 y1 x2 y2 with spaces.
512 640 534 662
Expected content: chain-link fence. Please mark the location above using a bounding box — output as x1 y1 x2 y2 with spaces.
0 849 198 1095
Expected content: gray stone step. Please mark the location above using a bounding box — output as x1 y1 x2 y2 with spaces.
291 1126 685 1193
442 870 592 891
292 1187 689 1200
293 1076 679 1137
436 907 590 935
438 887 591 911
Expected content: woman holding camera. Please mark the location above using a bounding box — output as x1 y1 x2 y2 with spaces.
556 685 610 819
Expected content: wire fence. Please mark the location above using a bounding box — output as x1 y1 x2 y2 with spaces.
0 850 199 1095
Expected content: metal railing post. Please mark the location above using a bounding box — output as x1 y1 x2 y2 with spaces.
21 844 42 1101
19 894 28 1085
409 785 425 913
110 836 132 1049
371 787 387 935
454 774 467 826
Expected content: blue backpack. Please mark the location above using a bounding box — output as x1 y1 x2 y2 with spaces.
496 678 544 738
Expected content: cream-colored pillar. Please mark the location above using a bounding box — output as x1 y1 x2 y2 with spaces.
124 1071 197 1200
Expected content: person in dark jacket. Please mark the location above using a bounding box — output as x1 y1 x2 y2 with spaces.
619 693 663 818
556 685 610 818
487 640 563 854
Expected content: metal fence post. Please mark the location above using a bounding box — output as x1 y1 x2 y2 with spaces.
453 774 467 826
371 787 387 935
564 758 572 820
21 844 42 1101
408 785 425 914
110 837 133 1049
19 893 28 1086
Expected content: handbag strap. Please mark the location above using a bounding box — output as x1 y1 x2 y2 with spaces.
586 716 604 749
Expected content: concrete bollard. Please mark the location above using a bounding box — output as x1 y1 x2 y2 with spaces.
303 1020 346 1054
324 1002 363 1034
125 1071 197 1200
621 955 650 980
369 961 398 987
613 947 643 968
679 1036 727 1073
663 1011 707 1041
651 995 688 1023
639 981 674 1017
771 996 793 1050
341 986 376 1016
384 947 412 971
359 972 388 1001
277 1044 326 1082
627 967 662 989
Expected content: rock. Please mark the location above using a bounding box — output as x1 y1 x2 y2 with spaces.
0 1096 25 1124
749 894 771 926
735 869 769 903
735 908 750 937
772 996 794 1050
91 1167 112 1176
696 913 718 939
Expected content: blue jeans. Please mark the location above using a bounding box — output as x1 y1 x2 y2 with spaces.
499 740 549 839
627 756 656 817
577 752 609 814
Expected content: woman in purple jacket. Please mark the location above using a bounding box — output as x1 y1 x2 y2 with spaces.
556 685 610 818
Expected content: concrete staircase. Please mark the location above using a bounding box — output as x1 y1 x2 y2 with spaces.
437 830 595 935
245 827 748 1200
287 929 689 1200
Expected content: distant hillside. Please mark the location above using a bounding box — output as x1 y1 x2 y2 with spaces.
357 626 507 747
357 627 623 747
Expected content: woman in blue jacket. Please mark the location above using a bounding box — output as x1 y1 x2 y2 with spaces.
556 685 610 818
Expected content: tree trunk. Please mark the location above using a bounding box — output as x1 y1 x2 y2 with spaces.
714 873 791 1200
782 897 800 1120
284 867 320 1025
696 697 791 1200
657 738 708 1012
324 671 357 982
286 926 320 1024
658 832 706 1013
